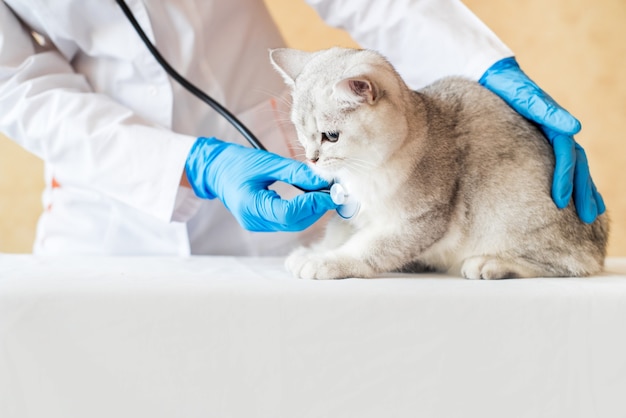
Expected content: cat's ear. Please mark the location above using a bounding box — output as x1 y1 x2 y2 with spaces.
333 76 381 106
269 48 315 87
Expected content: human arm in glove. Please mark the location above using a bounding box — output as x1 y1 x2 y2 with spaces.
184 137 337 232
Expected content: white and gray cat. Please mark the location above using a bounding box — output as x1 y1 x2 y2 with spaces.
270 47 609 280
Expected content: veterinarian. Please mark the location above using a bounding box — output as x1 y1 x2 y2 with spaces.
0 0 604 256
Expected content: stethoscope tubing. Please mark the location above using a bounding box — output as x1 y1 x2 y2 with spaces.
115 0 267 152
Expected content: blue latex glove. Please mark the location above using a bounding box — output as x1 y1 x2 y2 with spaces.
185 137 336 232
479 57 605 223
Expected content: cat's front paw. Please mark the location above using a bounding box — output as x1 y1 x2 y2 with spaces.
285 250 368 280
285 246 312 275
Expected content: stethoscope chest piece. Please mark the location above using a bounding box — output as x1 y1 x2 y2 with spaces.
330 183 360 219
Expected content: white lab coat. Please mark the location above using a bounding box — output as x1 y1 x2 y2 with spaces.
0 0 512 256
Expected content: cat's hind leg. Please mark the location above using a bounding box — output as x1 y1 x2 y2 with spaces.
460 255 554 279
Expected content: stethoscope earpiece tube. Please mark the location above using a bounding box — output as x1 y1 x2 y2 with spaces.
115 0 266 151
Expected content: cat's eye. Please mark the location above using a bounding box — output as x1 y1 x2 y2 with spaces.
322 131 340 143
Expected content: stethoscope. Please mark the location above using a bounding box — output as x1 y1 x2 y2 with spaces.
115 0 360 219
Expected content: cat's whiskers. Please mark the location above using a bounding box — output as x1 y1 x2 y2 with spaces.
337 159 374 178
252 87 293 109
347 155 377 166
286 142 306 159
248 87 295 127
253 106 292 121
290 151 307 161
344 157 377 171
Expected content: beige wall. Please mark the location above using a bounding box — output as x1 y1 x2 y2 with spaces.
0 134 44 252
0 0 624 255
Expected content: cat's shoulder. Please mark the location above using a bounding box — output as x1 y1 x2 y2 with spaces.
420 76 488 98
417 76 504 113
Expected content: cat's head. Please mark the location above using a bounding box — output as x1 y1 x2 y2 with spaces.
270 47 410 182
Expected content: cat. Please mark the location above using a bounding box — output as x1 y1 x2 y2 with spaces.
269 47 609 280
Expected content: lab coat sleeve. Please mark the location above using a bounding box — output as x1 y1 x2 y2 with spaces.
0 2 198 223
305 0 514 89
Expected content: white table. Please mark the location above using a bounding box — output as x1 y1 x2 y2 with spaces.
1 255 626 418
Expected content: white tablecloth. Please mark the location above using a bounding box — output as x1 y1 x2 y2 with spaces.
1 255 626 418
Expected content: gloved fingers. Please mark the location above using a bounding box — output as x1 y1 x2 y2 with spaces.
231 148 331 192
592 180 606 216
572 143 601 224
265 190 337 231
227 189 282 232
522 93 581 137
286 190 338 219
237 189 336 232
549 131 576 209
546 131 605 223
265 157 333 192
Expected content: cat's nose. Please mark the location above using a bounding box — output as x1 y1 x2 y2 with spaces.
309 156 319 164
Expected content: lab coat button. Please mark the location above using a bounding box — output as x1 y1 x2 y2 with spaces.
149 86 158 96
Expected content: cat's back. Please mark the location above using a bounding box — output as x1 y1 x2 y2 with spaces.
411 76 555 205
415 76 555 176
412 76 608 276
417 77 542 145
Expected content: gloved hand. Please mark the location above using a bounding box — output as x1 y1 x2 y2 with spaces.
185 137 336 232
479 57 605 223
